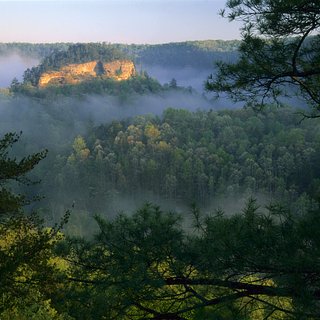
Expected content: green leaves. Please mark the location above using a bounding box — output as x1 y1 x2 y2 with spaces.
0 132 47 216
0 132 71 319
63 200 320 318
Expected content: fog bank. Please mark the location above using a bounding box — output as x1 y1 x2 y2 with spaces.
142 64 212 92
0 54 38 88
0 91 221 153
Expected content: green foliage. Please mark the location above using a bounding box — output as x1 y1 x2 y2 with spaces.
121 40 239 69
46 108 320 214
208 1 320 116
0 215 69 318
0 132 47 216
63 200 320 319
0 132 70 319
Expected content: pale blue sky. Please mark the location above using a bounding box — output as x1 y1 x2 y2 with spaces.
0 0 241 43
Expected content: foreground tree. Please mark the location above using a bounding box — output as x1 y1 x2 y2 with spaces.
0 133 69 319
65 201 320 319
207 0 320 117
0 132 48 215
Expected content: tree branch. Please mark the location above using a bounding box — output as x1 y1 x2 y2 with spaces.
165 277 320 300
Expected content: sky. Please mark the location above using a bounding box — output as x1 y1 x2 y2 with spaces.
0 0 242 44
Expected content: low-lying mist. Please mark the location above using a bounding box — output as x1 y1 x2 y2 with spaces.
141 64 212 92
0 91 217 151
0 54 39 88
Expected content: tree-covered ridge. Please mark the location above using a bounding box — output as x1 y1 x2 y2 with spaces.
0 40 239 74
0 42 69 59
116 40 239 68
22 43 129 87
44 107 320 216
2 41 239 92
0 40 239 59
39 43 128 69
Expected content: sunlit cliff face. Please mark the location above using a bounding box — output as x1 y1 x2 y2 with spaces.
38 60 136 87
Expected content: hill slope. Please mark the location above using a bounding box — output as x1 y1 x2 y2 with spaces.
22 43 132 87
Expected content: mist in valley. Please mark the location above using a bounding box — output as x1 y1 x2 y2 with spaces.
0 54 38 87
0 91 218 150
141 64 211 92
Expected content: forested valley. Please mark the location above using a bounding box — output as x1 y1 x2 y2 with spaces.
2 1 320 319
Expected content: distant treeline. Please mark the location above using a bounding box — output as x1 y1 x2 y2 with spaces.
115 40 239 68
0 42 69 58
0 40 239 71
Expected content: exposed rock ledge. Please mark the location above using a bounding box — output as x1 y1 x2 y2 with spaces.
38 60 136 87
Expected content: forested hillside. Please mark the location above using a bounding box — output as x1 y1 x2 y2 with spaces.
34 107 319 224
116 40 239 68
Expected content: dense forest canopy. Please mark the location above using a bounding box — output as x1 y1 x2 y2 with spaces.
1 127 320 319
36 107 319 223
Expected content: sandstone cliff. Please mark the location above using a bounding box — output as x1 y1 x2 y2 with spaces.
38 60 136 87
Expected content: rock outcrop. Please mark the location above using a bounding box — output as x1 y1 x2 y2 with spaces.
38 60 135 87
